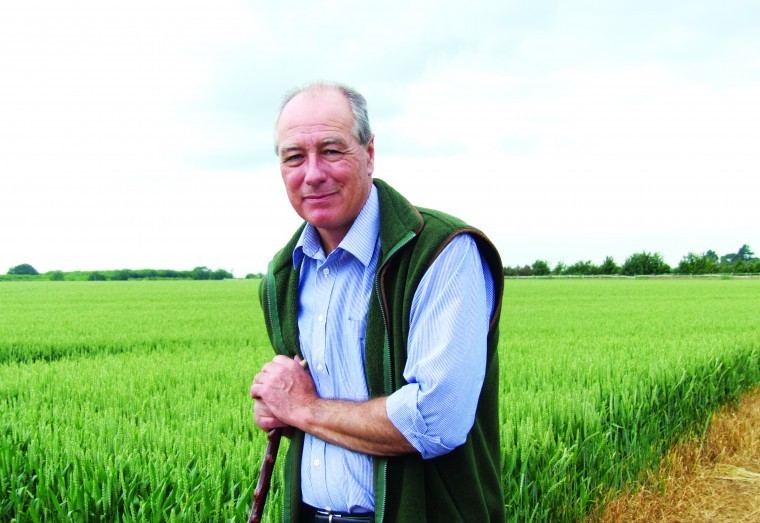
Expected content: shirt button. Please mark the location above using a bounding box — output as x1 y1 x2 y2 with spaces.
313 459 320 467
323 268 329 276
317 364 324 372
317 314 324 323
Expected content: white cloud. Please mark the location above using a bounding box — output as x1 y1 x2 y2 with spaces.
0 1 260 177
1 1 758 274
373 58 759 266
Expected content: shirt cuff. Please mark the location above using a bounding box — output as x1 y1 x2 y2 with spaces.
386 383 456 460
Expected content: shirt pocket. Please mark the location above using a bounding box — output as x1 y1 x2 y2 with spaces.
337 317 368 400
348 317 367 341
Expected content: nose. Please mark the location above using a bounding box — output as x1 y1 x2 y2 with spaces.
303 153 326 185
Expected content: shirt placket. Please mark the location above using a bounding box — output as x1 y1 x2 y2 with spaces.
312 260 336 394
310 258 337 508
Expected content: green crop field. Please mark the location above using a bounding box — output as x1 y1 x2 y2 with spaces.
1 279 758 522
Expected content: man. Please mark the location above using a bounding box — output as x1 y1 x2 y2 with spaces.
250 82 504 522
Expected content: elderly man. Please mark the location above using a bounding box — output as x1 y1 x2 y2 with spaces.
250 82 504 522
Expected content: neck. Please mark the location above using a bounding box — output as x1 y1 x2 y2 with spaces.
316 227 348 256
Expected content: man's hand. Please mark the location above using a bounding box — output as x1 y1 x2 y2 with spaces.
250 355 315 431
251 355 415 456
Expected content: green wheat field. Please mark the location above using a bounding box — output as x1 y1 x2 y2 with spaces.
1 279 758 522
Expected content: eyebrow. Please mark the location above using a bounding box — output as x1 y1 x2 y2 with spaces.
279 137 350 157
320 137 348 148
279 145 302 157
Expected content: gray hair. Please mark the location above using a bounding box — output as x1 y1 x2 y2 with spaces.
274 82 372 155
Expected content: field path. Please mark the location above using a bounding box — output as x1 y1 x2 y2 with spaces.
595 387 760 522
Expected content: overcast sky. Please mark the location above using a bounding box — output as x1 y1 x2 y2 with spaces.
1 1 758 276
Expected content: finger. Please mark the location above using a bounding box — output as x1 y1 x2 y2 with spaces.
256 417 288 431
272 354 293 366
254 412 285 430
294 355 310 370
253 400 271 418
253 402 287 430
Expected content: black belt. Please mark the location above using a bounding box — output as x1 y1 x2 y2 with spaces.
302 503 374 523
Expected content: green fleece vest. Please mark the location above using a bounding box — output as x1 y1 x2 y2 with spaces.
259 178 505 522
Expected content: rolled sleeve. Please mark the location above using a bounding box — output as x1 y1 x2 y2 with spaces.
386 383 448 458
386 234 491 460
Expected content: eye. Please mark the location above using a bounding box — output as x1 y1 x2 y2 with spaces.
323 149 344 157
283 153 304 164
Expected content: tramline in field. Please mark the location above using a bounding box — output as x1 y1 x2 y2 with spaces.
1 279 758 521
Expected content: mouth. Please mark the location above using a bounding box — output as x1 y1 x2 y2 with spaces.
303 191 336 203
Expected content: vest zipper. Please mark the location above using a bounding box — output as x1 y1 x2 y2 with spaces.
372 230 416 523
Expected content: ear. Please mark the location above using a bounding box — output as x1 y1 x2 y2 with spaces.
365 135 375 176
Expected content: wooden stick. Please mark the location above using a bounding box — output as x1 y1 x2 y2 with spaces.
248 428 283 523
249 358 307 523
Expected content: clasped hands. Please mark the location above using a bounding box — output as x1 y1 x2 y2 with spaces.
250 355 315 432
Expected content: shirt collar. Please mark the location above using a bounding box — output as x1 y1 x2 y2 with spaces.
292 184 380 268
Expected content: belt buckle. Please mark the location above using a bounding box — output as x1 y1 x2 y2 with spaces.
316 509 342 523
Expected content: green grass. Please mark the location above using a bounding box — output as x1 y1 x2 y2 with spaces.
1 279 758 521
0 281 257 364
499 279 759 520
0 281 279 522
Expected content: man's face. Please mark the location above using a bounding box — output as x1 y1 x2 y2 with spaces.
275 88 374 251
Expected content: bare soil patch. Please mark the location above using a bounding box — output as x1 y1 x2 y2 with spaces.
594 387 760 522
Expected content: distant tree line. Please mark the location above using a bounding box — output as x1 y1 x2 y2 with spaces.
5 244 758 281
2 265 233 281
107 266 233 281
504 244 759 277
7 263 39 276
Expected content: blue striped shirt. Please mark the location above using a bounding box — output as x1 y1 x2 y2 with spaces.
293 185 494 513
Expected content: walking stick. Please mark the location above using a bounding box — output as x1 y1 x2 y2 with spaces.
248 428 283 523
249 358 307 522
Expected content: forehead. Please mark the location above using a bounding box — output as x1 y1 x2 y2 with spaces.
276 89 355 147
